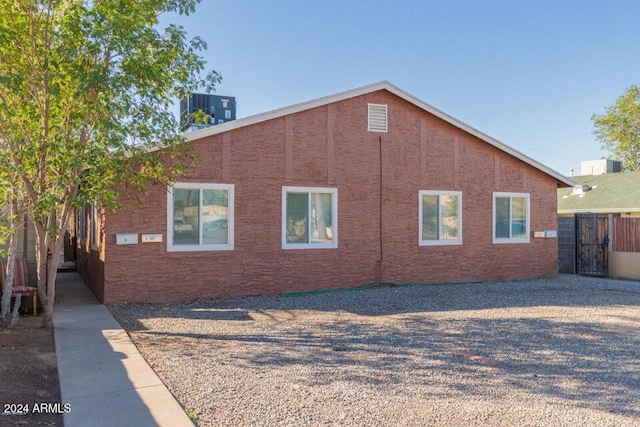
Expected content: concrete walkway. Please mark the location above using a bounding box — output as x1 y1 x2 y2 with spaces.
54 272 193 427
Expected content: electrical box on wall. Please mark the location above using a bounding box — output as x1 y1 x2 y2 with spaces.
115 233 138 245
534 230 557 239
141 234 163 243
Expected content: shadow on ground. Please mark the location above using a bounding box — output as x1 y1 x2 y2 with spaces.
109 275 640 420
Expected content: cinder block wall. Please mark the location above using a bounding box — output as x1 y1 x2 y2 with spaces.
557 216 576 274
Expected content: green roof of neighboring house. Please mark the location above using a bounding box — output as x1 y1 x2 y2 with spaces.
557 171 640 214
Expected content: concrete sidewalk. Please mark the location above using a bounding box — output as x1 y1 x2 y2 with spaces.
54 272 193 427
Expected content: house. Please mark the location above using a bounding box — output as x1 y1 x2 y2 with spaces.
76 81 573 303
558 169 640 218
557 167 640 279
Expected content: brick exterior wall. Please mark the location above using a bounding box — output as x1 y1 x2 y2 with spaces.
80 90 561 303
76 207 105 301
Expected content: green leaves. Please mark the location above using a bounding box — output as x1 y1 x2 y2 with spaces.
1 1 219 324
592 85 640 171
1 0 220 215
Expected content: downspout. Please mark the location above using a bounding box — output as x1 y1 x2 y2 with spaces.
378 136 383 282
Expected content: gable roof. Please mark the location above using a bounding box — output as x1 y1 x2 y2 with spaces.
557 171 640 214
183 81 573 187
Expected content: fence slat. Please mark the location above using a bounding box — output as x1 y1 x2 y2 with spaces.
613 217 640 252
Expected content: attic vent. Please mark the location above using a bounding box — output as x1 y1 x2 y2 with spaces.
368 103 388 132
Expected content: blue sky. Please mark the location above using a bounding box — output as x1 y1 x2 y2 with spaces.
161 1 640 177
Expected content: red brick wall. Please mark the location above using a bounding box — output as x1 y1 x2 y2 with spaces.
76 207 105 301
380 96 559 284
97 90 560 303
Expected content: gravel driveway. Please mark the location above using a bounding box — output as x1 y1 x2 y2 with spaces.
109 275 640 426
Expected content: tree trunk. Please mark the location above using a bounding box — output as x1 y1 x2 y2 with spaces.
43 237 62 328
1 202 20 329
10 294 21 327
34 227 49 328
32 200 74 329
34 219 63 329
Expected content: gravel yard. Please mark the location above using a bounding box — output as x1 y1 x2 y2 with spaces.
109 275 640 427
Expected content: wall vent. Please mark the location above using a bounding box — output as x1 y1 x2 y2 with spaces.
368 103 388 132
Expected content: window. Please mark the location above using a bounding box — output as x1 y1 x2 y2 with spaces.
419 191 462 246
493 192 530 243
367 103 388 132
282 187 337 249
78 206 86 245
167 183 234 251
90 204 99 250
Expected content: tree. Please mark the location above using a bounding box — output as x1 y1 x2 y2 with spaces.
0 186 26 329
0 137 29 328
592 85 640 171
0 0 221 328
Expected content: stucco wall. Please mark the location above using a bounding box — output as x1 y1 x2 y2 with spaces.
609 251 640 280
97 90 560 303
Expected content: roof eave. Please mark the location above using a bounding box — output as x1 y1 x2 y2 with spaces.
179 81 574 187
381 84 574 188
182 81 394 143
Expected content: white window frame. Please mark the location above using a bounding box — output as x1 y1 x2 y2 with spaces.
167 183 234 252
492 192 530 244
418 190 463 246
90 204 100 251
282 186 338 250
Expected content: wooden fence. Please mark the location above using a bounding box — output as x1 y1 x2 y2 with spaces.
612 217 640 252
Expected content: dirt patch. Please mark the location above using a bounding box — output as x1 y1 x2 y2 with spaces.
0 315 63 427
